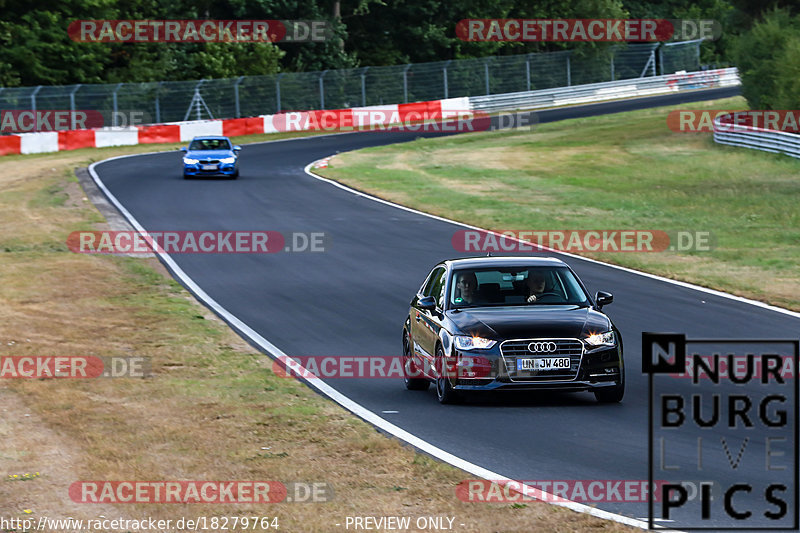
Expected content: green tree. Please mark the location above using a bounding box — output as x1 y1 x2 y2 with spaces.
731 8 800 109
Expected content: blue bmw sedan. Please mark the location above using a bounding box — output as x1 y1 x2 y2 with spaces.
181 136 241 179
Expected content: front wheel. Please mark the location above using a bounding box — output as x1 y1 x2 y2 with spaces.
435 345 460 404
403 332 429 391
594 367 625 403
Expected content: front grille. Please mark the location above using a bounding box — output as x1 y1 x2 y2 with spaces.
500 338 583 381
199 159 220 164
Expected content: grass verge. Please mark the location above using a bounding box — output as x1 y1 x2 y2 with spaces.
0 133 635 531
317 96 800 312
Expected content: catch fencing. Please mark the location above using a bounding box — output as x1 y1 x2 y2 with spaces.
0 40 704 126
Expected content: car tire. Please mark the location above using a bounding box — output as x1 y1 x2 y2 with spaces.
230 169 239 180
435 345 460 404
594 367 625 403
403 332 429 391
183 173 190 179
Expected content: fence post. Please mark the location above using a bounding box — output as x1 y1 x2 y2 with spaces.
69 85 81 114
566 53 571 86
526 54 532 92
31 86 42 114
659 45 664 76
155 81 164 123
197 80 205 120
234 76 244 118
276 73 285 113
360 66 369 107
610 53 615 81
442 60 451 99
319 70 328 109
484 58 490 95
112 83 123 127
694 41 701 69
402 64 411 103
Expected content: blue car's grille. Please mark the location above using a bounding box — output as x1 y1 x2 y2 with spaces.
500 338 583 381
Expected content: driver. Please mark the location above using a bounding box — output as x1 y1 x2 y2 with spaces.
455 271 479 305
525 270 547 303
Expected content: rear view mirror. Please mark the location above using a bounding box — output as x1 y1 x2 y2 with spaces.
233 145 242 151
595 291 613 309
180 147 187 152
418 296 436 311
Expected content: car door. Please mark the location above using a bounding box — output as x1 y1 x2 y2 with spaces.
410 266 446 378
417 267 449 376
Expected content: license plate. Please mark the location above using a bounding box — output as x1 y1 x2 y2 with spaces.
201 164 218 170
517 357 571 371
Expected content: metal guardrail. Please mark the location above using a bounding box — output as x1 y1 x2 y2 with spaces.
713 115 800 159
469 68 740 113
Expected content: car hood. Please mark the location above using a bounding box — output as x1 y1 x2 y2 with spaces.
185 150 235 159
447 305 611 340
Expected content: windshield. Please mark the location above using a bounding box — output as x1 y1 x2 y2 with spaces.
450 266 590 308
188 139 231 151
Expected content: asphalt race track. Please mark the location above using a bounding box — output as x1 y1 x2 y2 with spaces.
93 87 800 528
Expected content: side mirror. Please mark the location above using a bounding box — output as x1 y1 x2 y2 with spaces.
180 147 188 152
418 296 436 311
595 291 613 309
233 146 242 152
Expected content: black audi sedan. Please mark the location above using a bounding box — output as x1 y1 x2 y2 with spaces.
402 256 624 404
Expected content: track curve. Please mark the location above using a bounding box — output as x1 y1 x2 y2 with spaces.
93 87 799 527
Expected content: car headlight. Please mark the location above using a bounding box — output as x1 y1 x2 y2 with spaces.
183 158 199 164
454 336 497 351
220 157 236 164
584 331 616 347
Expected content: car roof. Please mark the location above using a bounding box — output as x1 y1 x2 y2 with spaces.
190 136 230 141
446 256 568 269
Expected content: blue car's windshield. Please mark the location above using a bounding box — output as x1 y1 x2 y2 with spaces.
450 266 590 308
189 139 231 151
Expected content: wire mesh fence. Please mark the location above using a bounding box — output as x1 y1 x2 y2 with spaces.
0 40 705 126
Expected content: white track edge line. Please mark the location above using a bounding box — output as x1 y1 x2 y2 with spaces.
87 154 655 531
304 161 800 321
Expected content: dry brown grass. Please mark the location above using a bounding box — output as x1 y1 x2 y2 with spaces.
0 142 637 532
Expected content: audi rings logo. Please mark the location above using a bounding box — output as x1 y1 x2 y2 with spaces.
528 342 557 353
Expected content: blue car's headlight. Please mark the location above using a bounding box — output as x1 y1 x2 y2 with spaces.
220 157 236 164
584 331 616 347
454 336 497 351
183 158 199 164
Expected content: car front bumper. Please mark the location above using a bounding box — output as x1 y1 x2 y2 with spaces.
448 343 622 392
183 162 237 176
